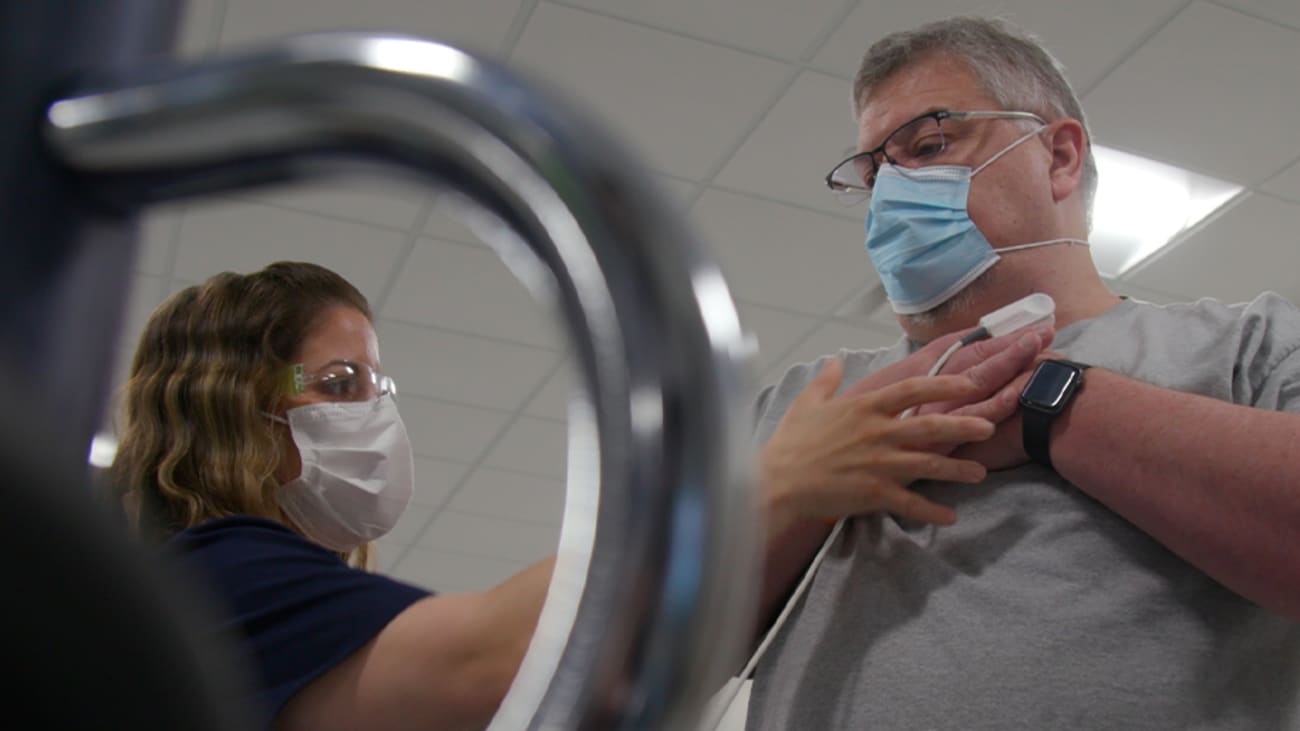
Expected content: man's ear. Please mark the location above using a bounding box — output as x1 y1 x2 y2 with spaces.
1046 118 1087 203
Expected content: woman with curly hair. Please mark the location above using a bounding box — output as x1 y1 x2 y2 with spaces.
111 261 553 730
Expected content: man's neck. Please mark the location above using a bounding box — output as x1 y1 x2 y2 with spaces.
900 277 1122 344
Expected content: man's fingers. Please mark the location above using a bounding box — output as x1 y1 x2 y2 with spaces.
915 331 1045 416
840 328 980 398
949 378 1024 422
941 323 1054 376
846 323 1054 399
913 328 973 361
963 332 1045 391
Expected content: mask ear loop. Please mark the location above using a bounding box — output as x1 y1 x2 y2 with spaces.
971 122 1049 177
1000 238 1090 253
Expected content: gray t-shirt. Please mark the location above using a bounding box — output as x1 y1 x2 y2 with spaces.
747 294 1300 730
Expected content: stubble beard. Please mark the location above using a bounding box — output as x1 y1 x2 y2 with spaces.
899 266 997 334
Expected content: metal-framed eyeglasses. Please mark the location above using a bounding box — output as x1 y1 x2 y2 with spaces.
825 110 1047 205
284 360 397 403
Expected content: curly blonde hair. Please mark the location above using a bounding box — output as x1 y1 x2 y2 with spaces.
110 261 373 567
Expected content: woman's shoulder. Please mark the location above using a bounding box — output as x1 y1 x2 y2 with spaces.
166 518 431 723
168 514 340 575
172 514 301 545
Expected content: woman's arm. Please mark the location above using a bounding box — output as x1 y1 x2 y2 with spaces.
278 556 555 731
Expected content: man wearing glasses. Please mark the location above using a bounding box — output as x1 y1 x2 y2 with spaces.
747 16 1300 730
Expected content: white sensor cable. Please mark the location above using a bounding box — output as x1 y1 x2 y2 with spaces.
900 293 1055 418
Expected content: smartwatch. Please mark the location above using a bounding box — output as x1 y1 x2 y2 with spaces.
1019 359 1090 471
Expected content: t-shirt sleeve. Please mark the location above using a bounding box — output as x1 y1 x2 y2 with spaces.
169 517 431 723
1235 292 1300 413
752 347 899 446
1257 347 1300 413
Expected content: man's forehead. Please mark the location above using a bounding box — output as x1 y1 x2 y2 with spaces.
856 56 992 144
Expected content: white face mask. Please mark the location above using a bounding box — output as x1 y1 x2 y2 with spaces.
269 395 414 552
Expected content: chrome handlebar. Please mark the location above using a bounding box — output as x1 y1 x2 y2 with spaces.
46 32 758 729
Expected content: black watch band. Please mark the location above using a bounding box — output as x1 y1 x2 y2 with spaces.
1022 407 1059 471
1019 360 1090 472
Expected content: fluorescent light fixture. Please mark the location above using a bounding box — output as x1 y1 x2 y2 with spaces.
1090 145 1243 278
88 431 118 469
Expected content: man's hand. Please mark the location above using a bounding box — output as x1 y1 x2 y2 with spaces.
761 328 1051 532
949 349 1061 470
841 324 1054 405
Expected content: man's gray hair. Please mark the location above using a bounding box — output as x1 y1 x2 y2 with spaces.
853 16 1098 229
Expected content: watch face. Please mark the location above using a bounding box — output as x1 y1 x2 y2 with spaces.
1022 362 1081 411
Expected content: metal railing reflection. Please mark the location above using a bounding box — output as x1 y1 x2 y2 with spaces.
43 29 759 730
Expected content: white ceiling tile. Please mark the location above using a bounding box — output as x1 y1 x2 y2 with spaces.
376 319 559 410
866 299 909 333
219 0 524 57
136 208 182 276
1084 2 1300 183
762 319 903 384
511 3 792 180
809 0 1185 93
559 0 848 59
415 510 561 563
175 200 407 304
523 358 575 420
386 501 437 544
230 178 432 231
390 546 526 592
175 0 223 57
447 467 565 525
1217 0 1300 29
1262 158 1300 203
382 238 562 349
120 273 169 349
412 456 471 508
108 274 171 424
735 303 821 374
168 278 199 295
1125 193 1300 305
691 188 873 315
1103 279 1186 305
713 71 860 217
425 194 488 246
482 416 567 479
831 283 894 325
397 396 511 462
373 537 408 573
657 175 701 211
425 177 695 244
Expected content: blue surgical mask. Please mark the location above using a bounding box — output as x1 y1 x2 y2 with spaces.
863 127 1085 314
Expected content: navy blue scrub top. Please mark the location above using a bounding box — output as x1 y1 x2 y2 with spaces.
169 516 430 725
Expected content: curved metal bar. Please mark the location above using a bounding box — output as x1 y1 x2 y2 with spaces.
45 33 759 729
